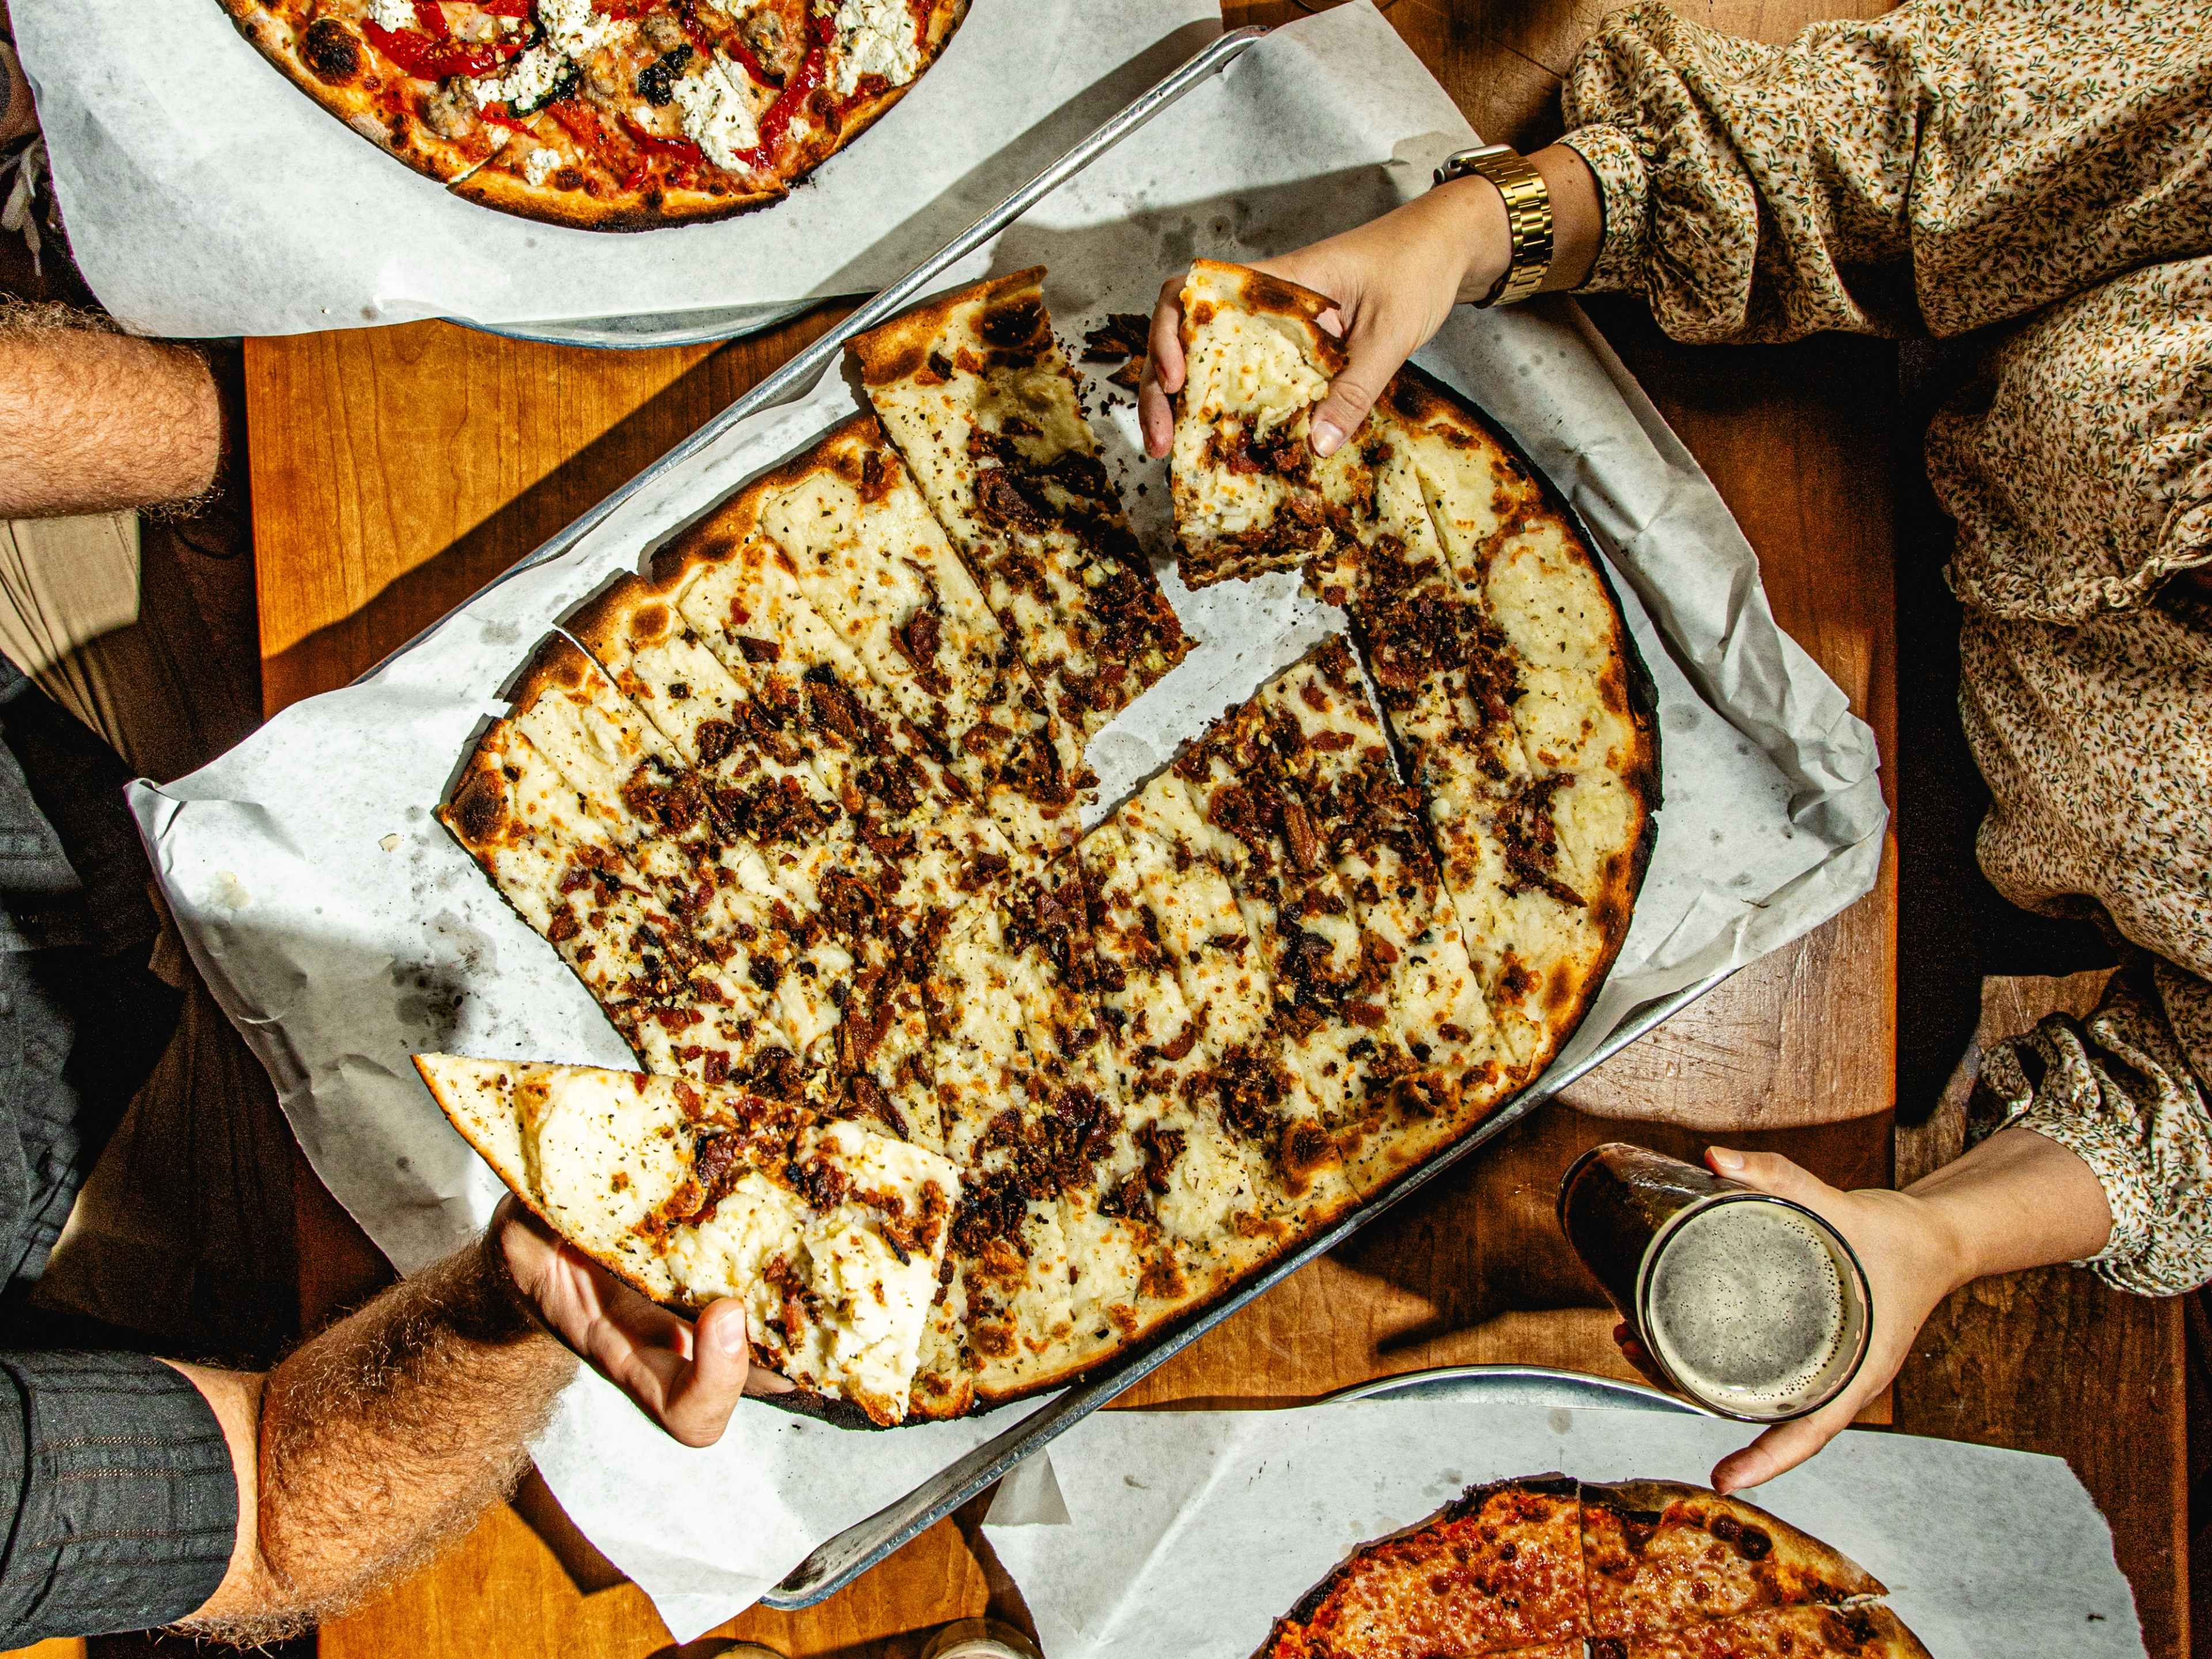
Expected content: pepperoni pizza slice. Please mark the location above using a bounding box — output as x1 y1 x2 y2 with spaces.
1605 1605 1933 1659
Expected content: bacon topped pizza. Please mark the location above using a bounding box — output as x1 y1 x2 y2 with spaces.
216 0 967 229
427 266 1657 1422
1262 1476 1927 1659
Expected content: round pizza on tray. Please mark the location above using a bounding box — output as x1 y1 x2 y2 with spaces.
217 0 968 229
425 263 1658 1426
1262 1475 1929 1659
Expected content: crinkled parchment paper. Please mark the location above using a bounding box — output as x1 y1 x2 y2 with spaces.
983 1400 2143 1659
12 0 1217 338
128 6 1884 1639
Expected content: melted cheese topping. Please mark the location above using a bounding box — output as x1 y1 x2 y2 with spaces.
831 0 923 97
672 54 763 172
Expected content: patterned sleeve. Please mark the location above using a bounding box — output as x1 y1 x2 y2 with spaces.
1969 961 2212 1297
1557 0 2212 343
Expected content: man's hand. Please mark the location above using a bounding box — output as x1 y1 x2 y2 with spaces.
491 1194 790 1448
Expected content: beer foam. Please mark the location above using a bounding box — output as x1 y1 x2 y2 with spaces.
1645 1200 1855 1417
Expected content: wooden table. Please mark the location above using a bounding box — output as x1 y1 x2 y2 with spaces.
208 2 2179 1656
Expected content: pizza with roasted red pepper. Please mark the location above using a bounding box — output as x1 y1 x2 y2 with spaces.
217 0 967 229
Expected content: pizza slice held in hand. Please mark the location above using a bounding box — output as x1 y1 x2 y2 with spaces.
416 1054 958 1427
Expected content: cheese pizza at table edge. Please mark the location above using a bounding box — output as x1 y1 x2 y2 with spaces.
215 0 969 230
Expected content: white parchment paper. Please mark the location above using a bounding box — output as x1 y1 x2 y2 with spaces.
128 6 1885 1640
983 1401 2145 1659
11 0 1217 338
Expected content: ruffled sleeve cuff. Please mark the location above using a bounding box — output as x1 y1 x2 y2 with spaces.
1558 123 1650 297
1971 983 2212 1298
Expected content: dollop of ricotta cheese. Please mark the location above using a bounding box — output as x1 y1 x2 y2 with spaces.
524 147 562 187
472 43 565 111
830 0 923 99
369 0 420 32
672 54 762 172
535 0 623 58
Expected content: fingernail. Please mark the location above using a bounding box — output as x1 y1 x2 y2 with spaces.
1708 1147 1745 1173
1311 418 1344 457
714 1307 749 1355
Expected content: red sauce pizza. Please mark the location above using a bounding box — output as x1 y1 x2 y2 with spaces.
217 0 966 229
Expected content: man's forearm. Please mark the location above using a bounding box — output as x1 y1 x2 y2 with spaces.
177 1234 577 1642
0 313 224 517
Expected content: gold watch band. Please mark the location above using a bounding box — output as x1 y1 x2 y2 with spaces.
1434 143 1554 308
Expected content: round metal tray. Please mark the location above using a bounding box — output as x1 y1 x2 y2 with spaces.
460 297 819 350
1322 1363 1713 1415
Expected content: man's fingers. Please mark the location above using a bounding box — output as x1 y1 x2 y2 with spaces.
653 1300 752 1447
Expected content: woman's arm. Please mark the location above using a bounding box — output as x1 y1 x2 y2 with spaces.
1639 1129 2112 1495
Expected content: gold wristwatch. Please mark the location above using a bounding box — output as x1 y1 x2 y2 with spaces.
1434 143 1554 308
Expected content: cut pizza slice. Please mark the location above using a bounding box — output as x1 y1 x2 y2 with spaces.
1103 775 1359 1235
1248 638 1514 1189
1609 1605 1931 1659
1580 1480 1887 1641
1078 817 1296 1305
850 267 1191 740
751 415 1086 858
415 1053 957 1426
1156 694 1417 1195
439 720 793 1088
1263 1475 1590 1659
503 638 855 1066
1170 259 1349 588
658 483 1032 919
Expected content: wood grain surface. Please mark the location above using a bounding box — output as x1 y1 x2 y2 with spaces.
199 0 2187 1656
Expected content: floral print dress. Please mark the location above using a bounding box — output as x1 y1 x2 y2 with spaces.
1559 0 2212 1294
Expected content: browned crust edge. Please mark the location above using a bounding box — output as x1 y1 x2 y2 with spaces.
1182 257 1350 377
223 0 969 232
1581 1479 1888 1603
505 630 601 719
847 264 1048 385
214 1 501 187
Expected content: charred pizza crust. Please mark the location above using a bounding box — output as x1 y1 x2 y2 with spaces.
216 0 968 231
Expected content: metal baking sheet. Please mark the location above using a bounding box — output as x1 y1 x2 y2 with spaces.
759 969 1734 1607
312 20 1748 1605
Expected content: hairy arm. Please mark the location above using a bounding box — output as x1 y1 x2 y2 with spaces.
0 310 224 517
166 1231 577 1645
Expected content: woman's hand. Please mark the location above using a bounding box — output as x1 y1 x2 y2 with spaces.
1612 1150 1969 1496
491 1194 792 1448
1138 176 1507 461
1616 1130 2113 1495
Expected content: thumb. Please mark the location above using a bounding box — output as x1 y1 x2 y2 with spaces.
1711 1392 1855 1494
1308 314 1403 459
658 1299 752 1448
1706 1147 1834 1209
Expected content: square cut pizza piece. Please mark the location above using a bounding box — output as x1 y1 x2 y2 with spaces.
415 1053 957 1427
850 267 1191 740
1170 259 1347 588
656 493 1031 918
1156 691 1419 1198
1581 1480 1886 1641
1093 776 1359 1237
503 637 857 1067
1262 1475 1590 1659
749 415 1087 858
1608 1605 1930 1659
439 721 791 1088
1248 638 1514 1190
